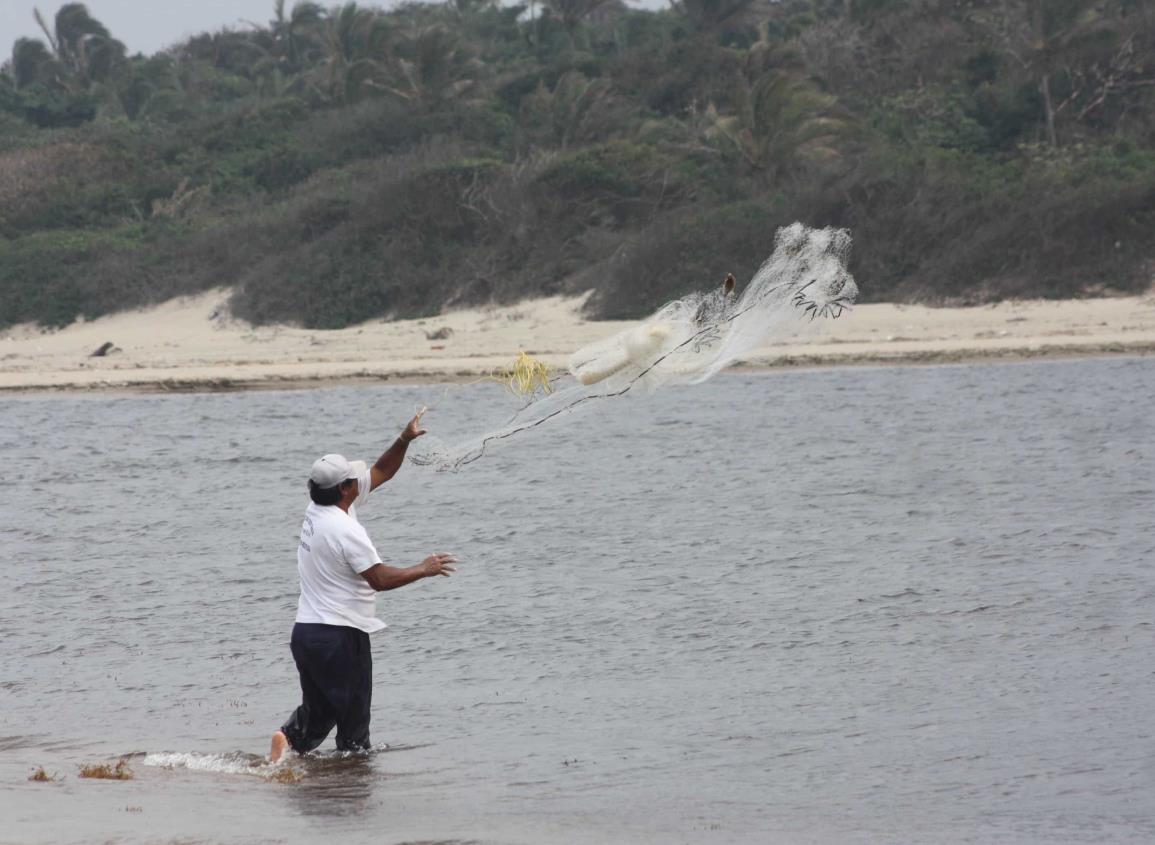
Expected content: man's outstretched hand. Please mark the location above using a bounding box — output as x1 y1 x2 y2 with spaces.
402 406 428 443
371 406 429 490
422 552 458 578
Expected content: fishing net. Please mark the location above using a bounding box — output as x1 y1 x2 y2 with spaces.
409 223 858 471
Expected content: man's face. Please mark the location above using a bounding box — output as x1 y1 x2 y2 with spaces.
340 477 359 506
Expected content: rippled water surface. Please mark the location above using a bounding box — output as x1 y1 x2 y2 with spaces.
2 358 1153 844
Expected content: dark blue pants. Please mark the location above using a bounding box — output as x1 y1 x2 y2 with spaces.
280 622 373 753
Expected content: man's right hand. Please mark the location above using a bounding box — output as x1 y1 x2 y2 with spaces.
422 552 458 577
402 407 428 443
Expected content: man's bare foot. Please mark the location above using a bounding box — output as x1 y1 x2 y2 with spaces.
269 730 290 763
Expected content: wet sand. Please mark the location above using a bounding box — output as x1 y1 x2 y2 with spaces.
2 289 1154 393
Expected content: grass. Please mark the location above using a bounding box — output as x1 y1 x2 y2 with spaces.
28 766 60 782
78 758 134 780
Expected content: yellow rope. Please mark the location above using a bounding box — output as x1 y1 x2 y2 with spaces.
487 351 555 398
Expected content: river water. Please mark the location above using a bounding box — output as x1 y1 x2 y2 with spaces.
2 357 1153 844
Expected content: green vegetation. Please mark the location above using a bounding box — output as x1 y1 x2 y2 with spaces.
1 0 1152 329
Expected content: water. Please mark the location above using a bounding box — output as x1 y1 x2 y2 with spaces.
1 358 1153 844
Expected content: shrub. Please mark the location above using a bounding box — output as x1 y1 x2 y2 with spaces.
587 199 789 319
0 226 151 328
871 87 993 154
246 143 321 192
841 141 1155 303
536 141 690 230
0 85 97 128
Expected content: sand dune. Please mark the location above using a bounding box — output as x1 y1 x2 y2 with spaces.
2 288 1154 392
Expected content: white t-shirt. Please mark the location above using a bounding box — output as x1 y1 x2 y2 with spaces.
295 464 386 633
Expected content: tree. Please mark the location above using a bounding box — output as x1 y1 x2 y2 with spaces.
1 6 121 126
10 38 59 89
673 0 757 33
310 2 392 103
964 0 1135 146
269 0 324 68
114 54 180 120
518 70 616 148
544 0 614 38
33 2 125 90
383 23 478 107
709 47 850 185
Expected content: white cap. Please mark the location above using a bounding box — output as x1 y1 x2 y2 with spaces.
309 454 366 489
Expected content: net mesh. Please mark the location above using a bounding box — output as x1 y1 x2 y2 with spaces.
410 223 858 471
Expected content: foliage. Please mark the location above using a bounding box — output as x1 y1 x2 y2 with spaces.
591 199 788 318
0 0 1152 331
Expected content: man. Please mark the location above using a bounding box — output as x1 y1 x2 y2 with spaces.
269 407 457 762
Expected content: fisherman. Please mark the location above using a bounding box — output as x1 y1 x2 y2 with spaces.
269 407 457 762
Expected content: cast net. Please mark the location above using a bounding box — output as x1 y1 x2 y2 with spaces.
409 223 858 471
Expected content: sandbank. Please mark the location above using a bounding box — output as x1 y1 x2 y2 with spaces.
2 289 1154 394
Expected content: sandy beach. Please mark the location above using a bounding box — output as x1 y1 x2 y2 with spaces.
2 288 1154 393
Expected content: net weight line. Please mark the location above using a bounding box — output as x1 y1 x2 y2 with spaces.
409 273 853 470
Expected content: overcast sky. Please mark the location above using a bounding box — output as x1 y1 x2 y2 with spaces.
0 0 300 54
1 0 667 57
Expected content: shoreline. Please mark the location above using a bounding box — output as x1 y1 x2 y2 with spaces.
2 289 1154 395
2 343 1153 396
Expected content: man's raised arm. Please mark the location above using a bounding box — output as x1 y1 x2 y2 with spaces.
369 407 427 492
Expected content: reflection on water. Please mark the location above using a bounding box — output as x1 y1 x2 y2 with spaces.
287 754 376 818
2 357 1154 845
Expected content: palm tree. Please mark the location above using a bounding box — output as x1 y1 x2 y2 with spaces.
114 53 180 120
545 0 613 38
310 2 392 104
673 0 756 33
33 3 125 90
270 0 324 68
520 70 614 148
10 37 59 89
709 48 849 185
383 24 477 107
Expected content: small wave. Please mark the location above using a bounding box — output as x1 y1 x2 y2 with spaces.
142 743 419 780
880 588 922 600
29 644 66 656
144 750 280 778
0 734 42 751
